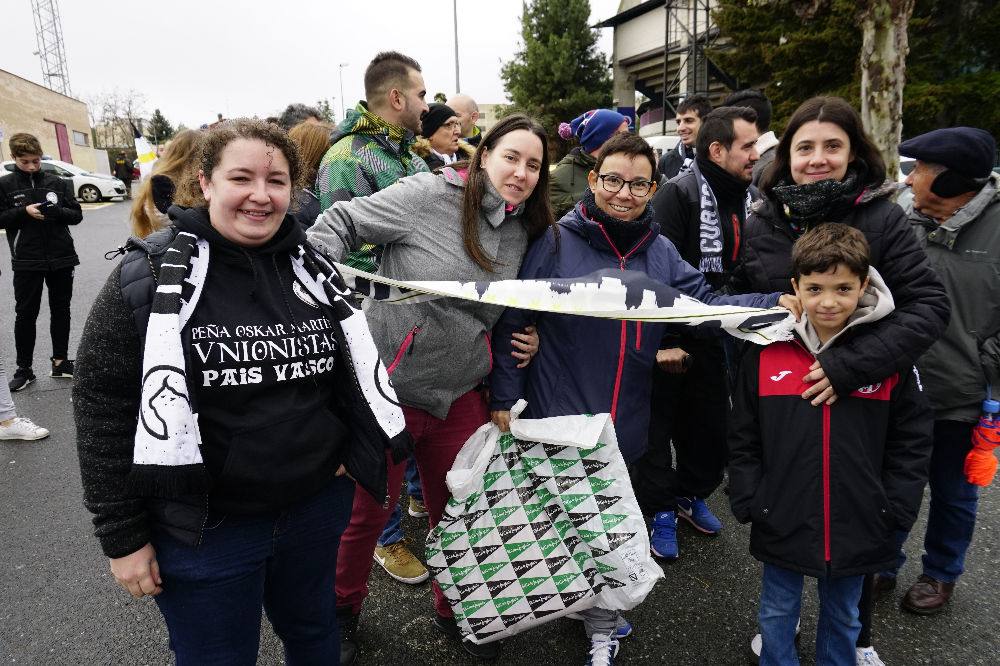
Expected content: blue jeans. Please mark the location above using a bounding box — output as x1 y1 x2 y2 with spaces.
883 420 979 583
377 457 423 547
152 476 355 665
759 564 864 666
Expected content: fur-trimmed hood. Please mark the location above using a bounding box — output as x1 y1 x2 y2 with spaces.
410 137 476 161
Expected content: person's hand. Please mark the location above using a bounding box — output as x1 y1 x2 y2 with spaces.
109 543 162 599
656 348 689 373
491 410 511 432
801 359 839 406
510 325 539 369
25 204 45 220
777 294 802 321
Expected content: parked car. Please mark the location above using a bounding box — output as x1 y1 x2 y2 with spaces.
1 158 127 203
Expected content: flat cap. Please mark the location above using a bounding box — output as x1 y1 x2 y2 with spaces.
899 127 996 178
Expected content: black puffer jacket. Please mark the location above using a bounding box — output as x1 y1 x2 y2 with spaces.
729 336 932 577
0 167 82 271
731 186 950 396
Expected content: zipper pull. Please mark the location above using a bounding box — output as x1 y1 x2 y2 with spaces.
407 326 419 355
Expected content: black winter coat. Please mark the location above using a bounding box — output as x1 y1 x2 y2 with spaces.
728 339 932 577
0 167 83 272
730 190 950 396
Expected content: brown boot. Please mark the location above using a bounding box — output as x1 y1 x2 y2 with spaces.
901 574 955 615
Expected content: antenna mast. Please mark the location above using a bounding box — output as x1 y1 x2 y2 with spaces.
31 0 72 96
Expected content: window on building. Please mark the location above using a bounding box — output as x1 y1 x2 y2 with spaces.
72 130 89 147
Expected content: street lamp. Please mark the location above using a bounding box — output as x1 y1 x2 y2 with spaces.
338 63 349 120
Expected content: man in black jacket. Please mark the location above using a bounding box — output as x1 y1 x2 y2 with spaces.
0 133 82 391
656 94 712 181
635 107 760 559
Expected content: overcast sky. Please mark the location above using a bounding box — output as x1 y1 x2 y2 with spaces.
3 0 621 129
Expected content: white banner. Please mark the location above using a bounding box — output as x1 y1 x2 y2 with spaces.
335 264 794 345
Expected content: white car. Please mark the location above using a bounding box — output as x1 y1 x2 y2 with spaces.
2 158 128 203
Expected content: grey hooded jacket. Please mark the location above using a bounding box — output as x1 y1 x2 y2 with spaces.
793 266 895 355
308 168 529 419
910 173 1000 422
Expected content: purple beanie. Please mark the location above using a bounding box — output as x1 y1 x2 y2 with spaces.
558 109 629 153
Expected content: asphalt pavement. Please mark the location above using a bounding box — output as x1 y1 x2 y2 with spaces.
0 200 997 665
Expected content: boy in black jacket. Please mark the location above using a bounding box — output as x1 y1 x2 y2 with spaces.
728 224 932 665
0 133 82 391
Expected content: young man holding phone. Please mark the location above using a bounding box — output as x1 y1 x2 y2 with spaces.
0 133 83 391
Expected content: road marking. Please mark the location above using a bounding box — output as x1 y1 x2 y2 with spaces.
81 202 114 210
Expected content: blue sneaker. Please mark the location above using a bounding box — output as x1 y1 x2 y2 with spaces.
565 613 633 639
586 634 619 665
677 496 722 535
650 511 679 560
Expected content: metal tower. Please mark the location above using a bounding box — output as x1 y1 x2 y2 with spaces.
31 0 72 96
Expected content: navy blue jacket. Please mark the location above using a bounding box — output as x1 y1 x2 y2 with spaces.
489 204 780 463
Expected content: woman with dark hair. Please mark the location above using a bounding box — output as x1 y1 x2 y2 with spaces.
308 113 552 662
74 118 408 664
732 96 949 664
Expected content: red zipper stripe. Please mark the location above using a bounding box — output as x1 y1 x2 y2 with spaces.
635 322 642 351
822 402 831 562
610 321 627 420
485 331 493 373
387 326 420 376
594 221 654 420
731 213 741 263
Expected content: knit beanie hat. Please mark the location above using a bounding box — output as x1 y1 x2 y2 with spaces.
558 109 629 153
422 103 458 138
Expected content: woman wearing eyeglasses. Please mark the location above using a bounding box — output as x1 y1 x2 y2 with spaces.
489 133 795 663
412 103 474 171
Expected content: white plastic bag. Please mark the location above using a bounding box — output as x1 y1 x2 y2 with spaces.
426 400 663 643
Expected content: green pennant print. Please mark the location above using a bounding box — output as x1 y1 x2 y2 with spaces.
438 582 454 591
425 546 441 560
491 505 520 525
552 572 581 591
521 457 546 472
588 477 615 493
550 457 580 475
447 496 463 509
492 596 523 615
535 487 555 505
499 433 516 450
554 520 573 539
483 470 508 490
504 541 535 560
595 560 617 574
509 468 530 487
518 576 549 594
523 503 546 522
561 494 592 512
450 565 477 583
601 514 628 531
479 561 509 581
466 490 483 506
537 538 562 556
577 529 604 543
439 530 466 548
572 551 591 570
462 598 491 616
467 527 496 545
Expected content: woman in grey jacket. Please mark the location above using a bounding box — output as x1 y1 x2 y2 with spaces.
307 114 554 661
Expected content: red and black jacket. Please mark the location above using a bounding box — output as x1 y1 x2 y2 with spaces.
728 337 933 578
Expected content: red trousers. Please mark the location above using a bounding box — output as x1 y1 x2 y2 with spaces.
336 389 488 616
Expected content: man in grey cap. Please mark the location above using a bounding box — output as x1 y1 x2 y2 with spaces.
876 127 999 615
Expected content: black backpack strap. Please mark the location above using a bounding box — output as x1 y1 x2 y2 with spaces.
119 227 180 344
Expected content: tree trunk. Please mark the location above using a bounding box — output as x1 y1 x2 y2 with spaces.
859 0 915 181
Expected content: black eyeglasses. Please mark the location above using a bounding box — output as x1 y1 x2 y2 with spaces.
597 174 653 197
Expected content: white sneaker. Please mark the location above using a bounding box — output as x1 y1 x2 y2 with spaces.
0 417 50 441
586 633 619 666
856 646 886 666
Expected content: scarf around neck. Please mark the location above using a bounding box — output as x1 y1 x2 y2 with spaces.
581 188 654 256
771 168 865 234
128 230 408 497
692 157 753 274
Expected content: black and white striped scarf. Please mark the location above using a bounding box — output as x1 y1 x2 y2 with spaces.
128 230 407 496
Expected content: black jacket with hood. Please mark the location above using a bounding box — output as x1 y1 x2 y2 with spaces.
731 183 950 397
728 269 933 577
74 207 400 558
0 166 83 272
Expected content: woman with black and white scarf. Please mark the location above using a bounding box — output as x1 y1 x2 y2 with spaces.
73 118 408 664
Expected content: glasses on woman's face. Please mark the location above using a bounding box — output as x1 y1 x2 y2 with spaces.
598 174 653 197
441 120 462 132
